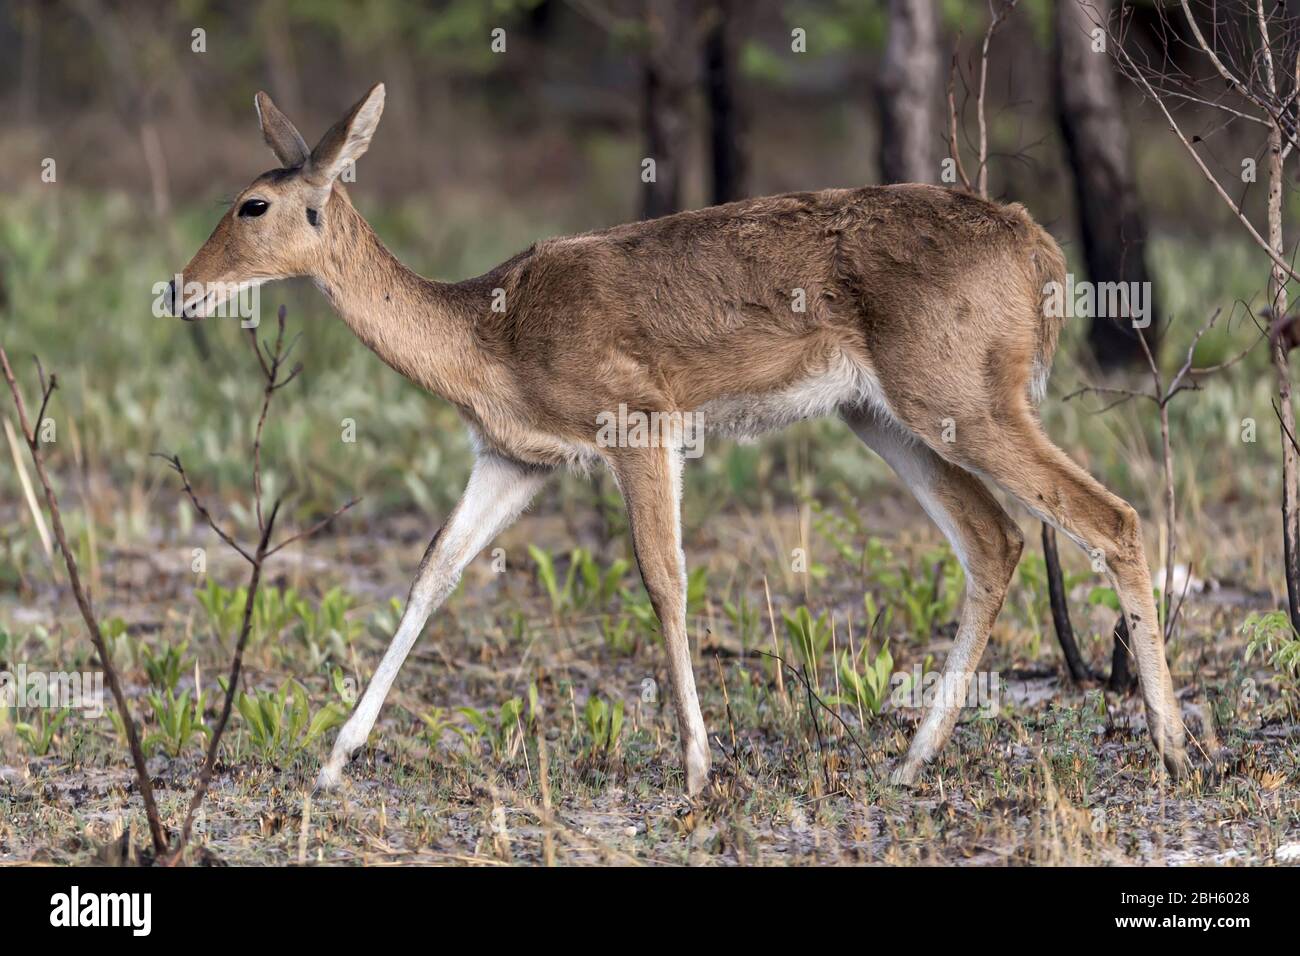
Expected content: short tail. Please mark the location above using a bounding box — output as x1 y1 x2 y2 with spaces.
1016 211 1067 406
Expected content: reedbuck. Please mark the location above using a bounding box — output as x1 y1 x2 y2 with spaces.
172 84 1188 795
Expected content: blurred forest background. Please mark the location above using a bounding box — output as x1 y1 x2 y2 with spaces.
0 0 1294 638
3 0 1300 865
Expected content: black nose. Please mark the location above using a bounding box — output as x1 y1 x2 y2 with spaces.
166 279 178 316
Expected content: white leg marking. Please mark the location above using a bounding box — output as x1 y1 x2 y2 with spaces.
843 411 1015 785
667 445 710 791
316 454 550 790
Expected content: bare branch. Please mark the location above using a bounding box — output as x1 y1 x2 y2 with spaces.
167 498 281 863
1111 32 1300 285
1061 382 1153 406
1180 0 1258 105
160 304 357 864
265 497 361 558
151 453 255 565
1137 326 1164 400
32 366 56 437
1275 398 1300 454
946 46 974 192
1 346 170 858
976 0 1021 197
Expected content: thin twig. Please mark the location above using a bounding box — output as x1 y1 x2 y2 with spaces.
0 346 170 857
32 365 56 435
166 500 280 864
946 45 974 191
976 0 1020 197
151 453 254 565
758 649 876 776
159 305 357 863
1108 8 1300 285
1274 398 1300 454
265 498 361 558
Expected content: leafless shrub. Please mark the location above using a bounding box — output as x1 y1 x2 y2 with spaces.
1102 0 1300 633
1 347 169 857
156 305 358 864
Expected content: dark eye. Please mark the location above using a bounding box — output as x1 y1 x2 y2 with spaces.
238 199 269 218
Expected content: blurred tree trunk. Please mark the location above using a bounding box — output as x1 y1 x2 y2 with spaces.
642 0 694 218
1054 0 1158 367
877 0 940 184
73 0 208 358
1266 89 1300 634
18 0 41 124
703 0 747 204
259 3 303 120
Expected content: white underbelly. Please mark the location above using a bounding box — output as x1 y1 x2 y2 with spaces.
697 351 886 441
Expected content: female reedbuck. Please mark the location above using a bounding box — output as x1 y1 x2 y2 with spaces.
173 84 1188 795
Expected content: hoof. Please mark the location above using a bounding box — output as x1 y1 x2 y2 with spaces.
1162 745 1191 781
1147 701 1189 780
890 761 922 788
314 762 347 794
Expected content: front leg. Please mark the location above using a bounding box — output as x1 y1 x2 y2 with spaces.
608 445 711 795
316 453 551 791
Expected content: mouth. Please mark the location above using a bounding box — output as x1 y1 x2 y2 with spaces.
178 295 211 322
169 278 268 322
179 284 223 321
163 279 207 321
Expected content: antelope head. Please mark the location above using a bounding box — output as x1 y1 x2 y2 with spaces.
166 83 385 321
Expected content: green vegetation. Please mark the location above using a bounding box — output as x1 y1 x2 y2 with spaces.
0 195 1294 865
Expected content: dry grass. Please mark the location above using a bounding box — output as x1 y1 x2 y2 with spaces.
1 190 1297 866
2 488 1296 867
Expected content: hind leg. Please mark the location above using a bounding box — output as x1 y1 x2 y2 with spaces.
843 410 1024 784
904 407 1188 778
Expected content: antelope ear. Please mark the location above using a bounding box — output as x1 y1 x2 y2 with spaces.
254 91 310 168
304 83 385 190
